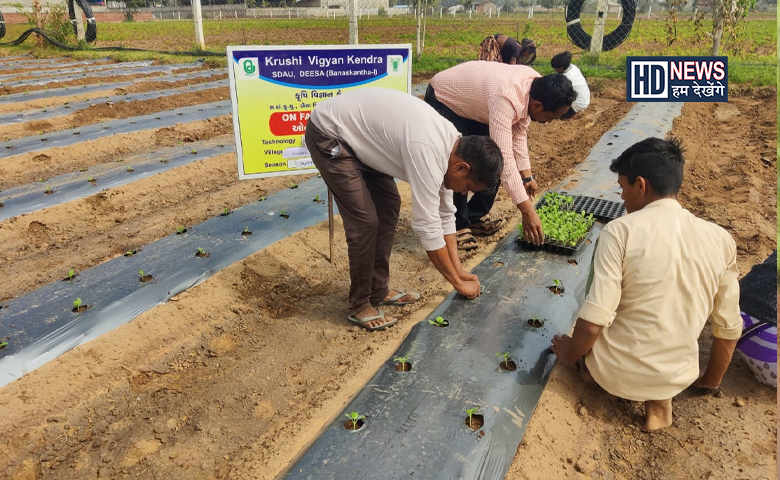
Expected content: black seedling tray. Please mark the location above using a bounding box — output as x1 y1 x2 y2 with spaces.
518 224 593 254
537 194 625 221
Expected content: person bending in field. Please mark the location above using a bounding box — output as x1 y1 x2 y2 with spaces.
551 51 590 120
550 137 742 430
478 34 537 66
305 87 503 332
425 62 576 251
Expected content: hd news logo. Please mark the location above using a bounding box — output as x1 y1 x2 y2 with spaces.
627 56 728 102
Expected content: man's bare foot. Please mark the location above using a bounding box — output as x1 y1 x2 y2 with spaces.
353 306 395 330
644 399 673 431
577 358 595 384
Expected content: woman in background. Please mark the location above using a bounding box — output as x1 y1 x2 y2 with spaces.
478 34 536 65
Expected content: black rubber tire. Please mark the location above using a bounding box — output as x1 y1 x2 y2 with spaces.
68 0 97 43
0 11 6 40
566 0 636 52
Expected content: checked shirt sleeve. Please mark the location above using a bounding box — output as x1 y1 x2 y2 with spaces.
488 96 528 205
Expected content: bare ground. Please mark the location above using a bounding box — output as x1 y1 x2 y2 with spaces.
0 67 775 480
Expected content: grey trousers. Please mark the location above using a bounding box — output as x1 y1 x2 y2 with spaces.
305 119 401 316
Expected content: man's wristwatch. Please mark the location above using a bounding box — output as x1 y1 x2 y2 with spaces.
522 175 535 184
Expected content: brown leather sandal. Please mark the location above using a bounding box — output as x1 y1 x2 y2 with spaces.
456 228 478 251
469 215 506 236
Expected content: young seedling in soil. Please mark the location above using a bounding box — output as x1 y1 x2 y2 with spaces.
343 412 366 431
87 176 96 184
39 178 47 183
527 316 545 328
313 195 324 204
138 270 153 283
176 226 188 235
126 166 134 172
0 341 7 351
195 247 210 258
72 298 88 313
496 352 517 371
44 186 53 195
64 268 77 282
259 196 266 202
241 226 252 236
394 354 412 372
190 148 198 154
428 316 449 327
220 208 232 217
464 408 484 430
279 210 289 219
288 181 299 189
549 279 565 295
124 250 138 257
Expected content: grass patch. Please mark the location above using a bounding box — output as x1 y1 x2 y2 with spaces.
0 15 776 84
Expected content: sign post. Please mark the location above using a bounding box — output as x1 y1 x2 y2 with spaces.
227 45 412 263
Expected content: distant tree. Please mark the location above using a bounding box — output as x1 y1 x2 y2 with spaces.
666 0 756 54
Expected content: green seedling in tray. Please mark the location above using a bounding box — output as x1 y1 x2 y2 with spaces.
520 192 594 246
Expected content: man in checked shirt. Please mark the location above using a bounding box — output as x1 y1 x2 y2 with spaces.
425 61 577 250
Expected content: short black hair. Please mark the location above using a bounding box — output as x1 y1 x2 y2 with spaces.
529 74 577 112
551 51 572 70
456 135 504 191
609 137 685 196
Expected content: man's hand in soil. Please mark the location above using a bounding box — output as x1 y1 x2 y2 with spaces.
459 269 479 284
455 279 481 299
518 199 543 245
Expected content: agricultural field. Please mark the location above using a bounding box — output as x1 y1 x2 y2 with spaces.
0 14 776 480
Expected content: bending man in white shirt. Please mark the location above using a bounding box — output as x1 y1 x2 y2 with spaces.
305 88 504 332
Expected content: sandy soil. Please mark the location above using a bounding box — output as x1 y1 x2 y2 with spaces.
0 60 775 480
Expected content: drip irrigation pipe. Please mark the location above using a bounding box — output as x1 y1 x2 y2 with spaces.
0 99 231 159
0 138 234 221
0 176 332 387
2 60 203 88
0 78 227 125
0 27 224 57
0 69 222 105
277 101 683 480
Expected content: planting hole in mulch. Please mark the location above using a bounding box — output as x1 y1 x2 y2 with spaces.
493 262 504 267
464 414 484 431
195 250 210 258
44 189 54 195
72 304 91 313
61 273 79 282
124 250 138 257
429 318 449 328
394 362 412 372
139 274 154 283
176 228 188 235
528 317 546 328
279 213 290 219
241 229 252 236
567 259 578 266
549 285 565 295
343 419 365 431
499 360 517 371
88 179 96 185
